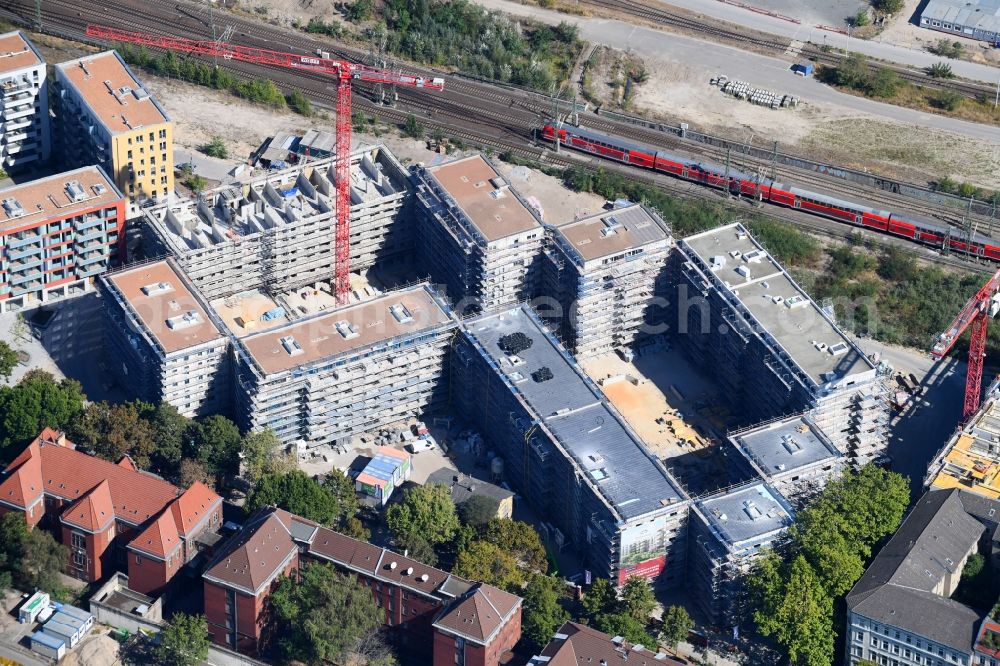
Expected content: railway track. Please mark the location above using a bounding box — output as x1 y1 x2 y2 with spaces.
582 0 1000 101
3 0 990 273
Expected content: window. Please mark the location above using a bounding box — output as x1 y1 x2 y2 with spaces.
71 531 85 550
72 550 85 566
135 554 142 565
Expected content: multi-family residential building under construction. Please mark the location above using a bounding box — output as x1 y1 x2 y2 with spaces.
96 148 890 621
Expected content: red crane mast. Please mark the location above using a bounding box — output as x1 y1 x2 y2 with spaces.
86 25 444 304
931 267 1000 421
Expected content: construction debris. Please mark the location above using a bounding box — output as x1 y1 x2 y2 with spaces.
711 75 798 109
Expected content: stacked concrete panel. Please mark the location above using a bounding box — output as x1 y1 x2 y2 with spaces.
672 224 888 466
0 32 49 171
546 204 673 358
414 155 544 312
143 146 411 300
453 306 689 585
232 284 457 449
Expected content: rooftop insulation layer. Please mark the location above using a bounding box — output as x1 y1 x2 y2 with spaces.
56 51 168 134
105 259 224 354
239 284 454 375
426 155 542 243
694 482 794 548
462 306 687 520
551 204 671 263
732 415 842 476
0 166 122 232
0 31 42 74
679 223 876 387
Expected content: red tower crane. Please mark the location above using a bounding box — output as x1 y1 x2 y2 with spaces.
85 25 444 304
931 267 1000 421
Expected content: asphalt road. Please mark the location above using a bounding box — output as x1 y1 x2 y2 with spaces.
475 0 1000 142
657 0 1000 86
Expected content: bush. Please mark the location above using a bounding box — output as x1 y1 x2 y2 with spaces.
868 67 901 98
346 0 374 21
305 17 345 37
233 78 286 108
287 90 312 116
930 89 963 111
853 9 870 26
872 0 904 14
936 175 958 193
402 114 425 139
928 62 954 78
201 136 228 159
929 39 963 58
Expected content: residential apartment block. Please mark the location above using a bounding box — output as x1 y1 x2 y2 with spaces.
453 305 690 586
545 204 672 358
845 489 1000 666
55 51 173 207
0 31 49 171
233 284 458 449
414 155 544 313
0 166 125 313
728 414 845 506
99 258 230 418
203 507 522 665
688 482 794 626
673 224 889 466
143 146 412 300
925 378 1000 500
0 429 222 596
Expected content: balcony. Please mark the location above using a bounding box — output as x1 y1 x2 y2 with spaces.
9 268 42 285
7 243 43 260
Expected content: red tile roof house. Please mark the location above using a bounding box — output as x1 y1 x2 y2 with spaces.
0 428 223 596
203 507 523 666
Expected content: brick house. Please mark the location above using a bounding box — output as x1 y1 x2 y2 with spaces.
203 507 522 665
0 428 222 595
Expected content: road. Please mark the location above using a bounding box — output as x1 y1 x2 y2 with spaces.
475 0 1000 142
656 0 1000 86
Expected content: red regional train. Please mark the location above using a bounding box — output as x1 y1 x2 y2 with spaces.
540 122 1000 261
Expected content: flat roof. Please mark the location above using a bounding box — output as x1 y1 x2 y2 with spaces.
427 155 541 243
239 285 454 375
552 204 670 263
0 166 122 232
463 306 686 520
732 415 842 477
106 260 224 354
56 51 168 135
0 31 41 74
694 483 794 548
922 0 1000 33
680 224 875 386
927 381 1000 499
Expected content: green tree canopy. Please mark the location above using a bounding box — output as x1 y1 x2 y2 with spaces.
751 555 834 666
240 429 283 485
269 562 389 665
482 519 547 572
522 574 569 649
247 470 350 527
70 401 157 469
452 540 524 590
147 402 189 477
581 577 616 620
0 340 17 381
660 605 694 652
386 483 459 546
594 612 657 650
457 495 500 527
156 613 210 666
620 575 657 622
0 370 85 459
191 414 242 482
0 512 68 594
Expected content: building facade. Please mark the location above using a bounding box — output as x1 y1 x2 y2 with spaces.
672 224 889 466
925 378 1000 500
453 305 690 586
545 204 673 358
100 258 231 418
688 482 794 626
203 507 522 665
0 166 125 313
0 31 49 171
529 621 685 665
414 155 544 313
54 51 173 208
920 0 1000 43
0 429 222 595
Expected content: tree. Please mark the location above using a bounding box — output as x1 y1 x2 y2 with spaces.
156 613 209 666
483 519 547 572
288 90 312 116
346 0 374 21
620 575 657 622
853 8 870 26
247 470 345 526
0 513 68 594
396 531 438 566
70 401 157 469
457 495 499 527
0 371 85 458
522 574 569 649
581 577 616 619
0 340 17 381
832 52 870 91
751 555 834 666
453 540 523 590
386 483 459 546
402 114 425 139
872 0 904 14
820 466 909 552
269 562 388 665
192 415 242 483
240 429 282 485
147 403 189 478
202 136 228 159
184 174 208 193
177 459 212 489
868 67 901 98
660 605 694 653
595 612 657 649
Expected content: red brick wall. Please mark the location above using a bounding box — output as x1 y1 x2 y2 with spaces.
183 502 223 563
431 605 522 666
432 629 456 666
128 546 182 597
62 523 114 581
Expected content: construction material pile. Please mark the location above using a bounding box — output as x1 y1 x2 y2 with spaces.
710 75 798 109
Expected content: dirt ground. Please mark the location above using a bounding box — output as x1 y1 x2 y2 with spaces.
874 0 1000 66
233 0 348 30
62 633 120 666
